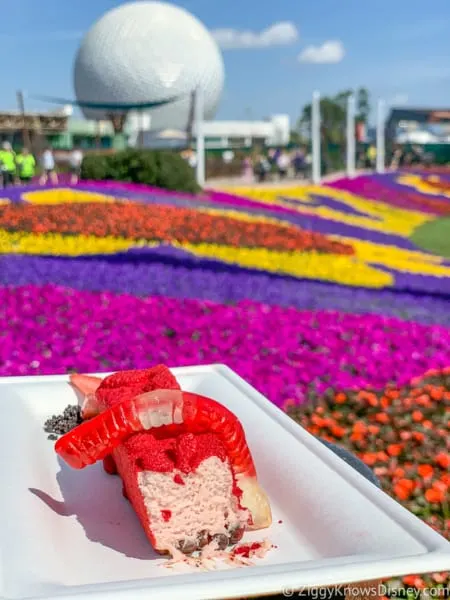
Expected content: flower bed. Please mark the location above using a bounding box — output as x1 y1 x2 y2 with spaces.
2 284 450 406
2 178 450 293
290 367 450 589
0 201 354 255
0 171 449 591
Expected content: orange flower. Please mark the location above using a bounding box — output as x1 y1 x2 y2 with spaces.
431 572 448 584
377 451 389 462
416 393 432 407
422 419 433 429
412 431 425 442
366 394 378 407
394 479 414 501
380 396 390 409
353 421 367 434
440 473 450 486
402 575 425 588
435 452 450 469
330 425 346 438
367 425 380 435
432 480 448 493
375 412 389 424
361 452 378 466
387 444 403 457
430 387 444 400
311 414 326 427
334 392 346 404
307 425 320 436
393 467 405 478
425 487 445 503
412 410 423 422
417 464 434 479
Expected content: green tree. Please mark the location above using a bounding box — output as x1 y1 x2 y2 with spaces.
356 87 370 124
297 87 370 172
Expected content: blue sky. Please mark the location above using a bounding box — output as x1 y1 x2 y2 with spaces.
2 0 450 126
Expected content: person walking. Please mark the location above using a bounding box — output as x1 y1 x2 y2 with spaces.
69 146 83 184
0 142 17 188
366 144 377 170
254 154 270 182
16 147 36 185
39 146 58 185
276 150 290 179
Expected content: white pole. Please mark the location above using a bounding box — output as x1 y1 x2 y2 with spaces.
376 98 385 173
346 94 356 178
194 86 205 187
311 90 321 184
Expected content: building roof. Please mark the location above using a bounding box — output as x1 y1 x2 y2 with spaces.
387 107 450 124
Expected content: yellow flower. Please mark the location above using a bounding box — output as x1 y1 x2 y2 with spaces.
226 185 431 237
198 206 292 227
22 189 120 205
0 229 156 256
329 236 450 278
396 174 450 199
177 241 393 288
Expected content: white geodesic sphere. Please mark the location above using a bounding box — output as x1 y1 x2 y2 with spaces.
73 1 224 130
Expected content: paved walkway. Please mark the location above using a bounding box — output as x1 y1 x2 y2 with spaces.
205 169 375 189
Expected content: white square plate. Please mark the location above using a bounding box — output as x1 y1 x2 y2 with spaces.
0 363 449 600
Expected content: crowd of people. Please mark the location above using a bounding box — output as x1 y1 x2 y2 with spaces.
247 147 311 182
0 143 84 188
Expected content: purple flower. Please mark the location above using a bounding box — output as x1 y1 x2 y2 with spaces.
1 284 449 408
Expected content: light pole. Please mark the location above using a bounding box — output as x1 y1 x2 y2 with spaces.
311 90 321 184
194 86 205 187
376 98 386 173
346 94 356 178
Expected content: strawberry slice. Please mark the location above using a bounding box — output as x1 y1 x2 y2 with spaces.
55 389 272 530
70 374 103 419
70 374 102 396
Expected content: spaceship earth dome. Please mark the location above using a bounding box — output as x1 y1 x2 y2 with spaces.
73 1 225 130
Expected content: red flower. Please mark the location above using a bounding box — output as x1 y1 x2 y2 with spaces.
394 479 414 501
417 464 434 479
435 453 450 469
425 487 445 503
387 444 403 457
0 201 355 255
402 575 425 588
412 410 423 422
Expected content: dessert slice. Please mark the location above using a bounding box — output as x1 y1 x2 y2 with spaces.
58 366 272 556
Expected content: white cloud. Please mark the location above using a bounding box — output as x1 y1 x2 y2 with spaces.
390 93 409 106
298 40 345 64
211 21 299 50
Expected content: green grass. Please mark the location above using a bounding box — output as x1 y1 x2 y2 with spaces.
410 216 450 258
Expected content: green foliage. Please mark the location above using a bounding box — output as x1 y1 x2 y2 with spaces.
356 87 370 124
80 149 200 193
297 87 371 173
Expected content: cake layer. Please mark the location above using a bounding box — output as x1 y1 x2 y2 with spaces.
114 430 247 553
